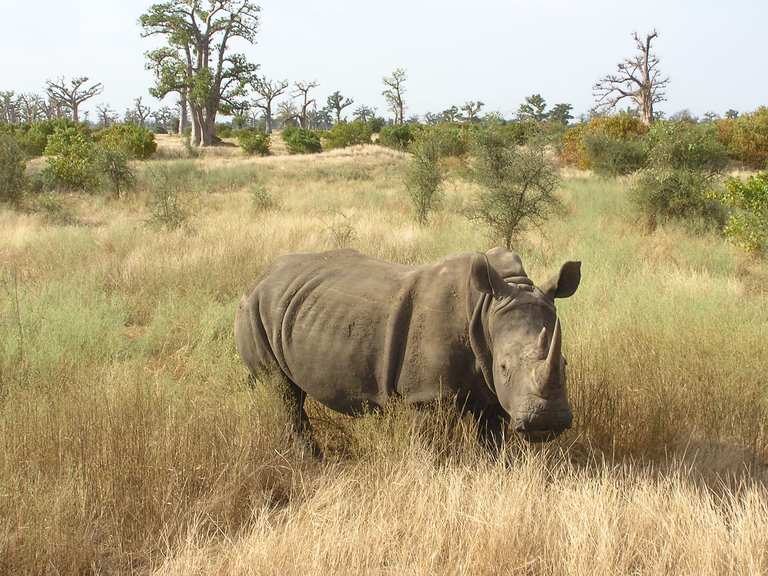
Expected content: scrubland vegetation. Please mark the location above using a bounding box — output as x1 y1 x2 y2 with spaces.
1 134 767 574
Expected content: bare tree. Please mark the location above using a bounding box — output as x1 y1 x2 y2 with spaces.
131 97 152 127
45 76 103 123
0 91 18 124
442 105 460 123
277 100 300 128
96 104 117 128
382 68 407 125
16 94 45 124
293 81 319 129
593 30 669 125
327 90 354 124
251 76 289 133
461 100 484 123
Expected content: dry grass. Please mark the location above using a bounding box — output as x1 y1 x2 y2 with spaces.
1 143 767 574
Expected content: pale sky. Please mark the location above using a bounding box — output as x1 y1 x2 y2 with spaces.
4 0 767 121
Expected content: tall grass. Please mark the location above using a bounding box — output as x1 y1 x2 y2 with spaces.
0 146 766 574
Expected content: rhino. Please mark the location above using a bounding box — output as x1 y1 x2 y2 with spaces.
234 247 581 455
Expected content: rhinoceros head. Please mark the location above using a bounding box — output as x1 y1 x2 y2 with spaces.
470 253 581 442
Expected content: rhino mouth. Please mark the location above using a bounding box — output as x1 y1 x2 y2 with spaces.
515 428 566 443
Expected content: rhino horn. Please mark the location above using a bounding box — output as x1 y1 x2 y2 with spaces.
536 319 562 392
536 326 548 360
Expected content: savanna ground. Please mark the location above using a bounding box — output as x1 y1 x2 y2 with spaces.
1 136 767 575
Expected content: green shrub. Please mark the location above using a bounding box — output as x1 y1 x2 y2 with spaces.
497 121 540 146
715 172 768 253
95 124 157 160
249 182 276 212
645 121 728 172
367 117 386 134
632 122 728 229
467 127 561 248
716 107 768 169
324 122 373 149
405 131 443 225
43 127 99 191
582 133 647 176
0 133 26 204
282 127 322 154
16 119 84 157
421 123 472 158
378 124 415 151
146 164 193 229
96 146 135 199
631 169 725 229
238 129 271 156
216 123 235 139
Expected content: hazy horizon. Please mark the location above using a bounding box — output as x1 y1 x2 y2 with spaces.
5 0 767 122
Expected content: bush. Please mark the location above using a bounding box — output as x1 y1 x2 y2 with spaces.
378 124 414 151
249 182 276 212
631 169 725 229
632 122 728 229
582 133 647 176
324 122 373 149
561 114 648 170
96 146 135 199
43 127 99 191
0 134 26 204
405 131 443 225
216 123 235 139
367 117 386 134
645 121 728 172
561 124 589 169
282 127 322 154
421 123 472 158
715 172 768 253
95 124 157 160
467 128 561 248
716 107 768 169
146 164 192 229
238 130 271 156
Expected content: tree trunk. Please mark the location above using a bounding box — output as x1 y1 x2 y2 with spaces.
179 93 189 135
190 105 202 146
72 102 79 123
265 105 273 134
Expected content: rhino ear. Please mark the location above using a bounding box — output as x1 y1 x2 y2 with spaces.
470 253 508 297
541 261 581 299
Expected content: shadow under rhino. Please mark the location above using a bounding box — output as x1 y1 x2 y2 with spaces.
235 247 581 457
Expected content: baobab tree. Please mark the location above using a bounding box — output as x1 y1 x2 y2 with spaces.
327 91 354 124
128 97 152 127
140 1 260 146
46 76 103 123
442 105 460 123
0 92 17 124
96 104 117 128
251 76 289 133
382 68 406 125
461 100 484 123
593 30 670 125
293 81 318 129
277 100 300 128
16 94 45 124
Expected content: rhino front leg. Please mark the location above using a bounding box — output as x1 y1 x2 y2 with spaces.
474 406 509 457
280 376 323 459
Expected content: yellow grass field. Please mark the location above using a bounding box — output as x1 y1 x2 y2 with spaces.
1 138 767 575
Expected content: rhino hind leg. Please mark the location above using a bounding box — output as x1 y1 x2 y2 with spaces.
279 376 323 459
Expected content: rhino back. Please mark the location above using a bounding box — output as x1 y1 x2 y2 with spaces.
238 249 479 414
